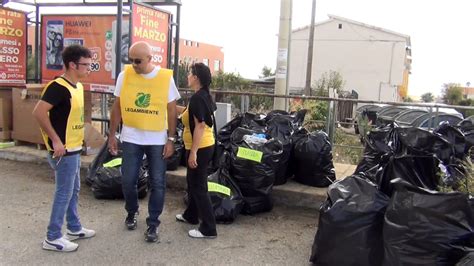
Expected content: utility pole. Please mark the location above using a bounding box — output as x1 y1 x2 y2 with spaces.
274 0 292 111
304 0 316 96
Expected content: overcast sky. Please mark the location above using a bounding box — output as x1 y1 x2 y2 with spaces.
8 0 474 97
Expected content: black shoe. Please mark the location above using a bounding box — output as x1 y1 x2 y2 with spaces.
125 212 138 230
144 226 158 243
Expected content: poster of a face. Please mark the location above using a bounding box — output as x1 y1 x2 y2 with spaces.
46 20 64 70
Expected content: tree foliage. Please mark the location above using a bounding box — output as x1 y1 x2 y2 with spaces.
259 66 275 78
442 83 463 105
403 96 414 102
177 61 191 88
421 92 434 102
312 70 345 96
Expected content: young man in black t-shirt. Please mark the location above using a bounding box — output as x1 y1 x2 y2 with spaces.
33 45 96 252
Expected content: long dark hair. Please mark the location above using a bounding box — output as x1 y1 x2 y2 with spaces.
191 63 212 92
191 63 216 110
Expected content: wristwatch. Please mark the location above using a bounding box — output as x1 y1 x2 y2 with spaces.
167 137 176 143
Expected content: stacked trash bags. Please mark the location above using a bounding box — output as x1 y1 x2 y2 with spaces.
86 119 185 199
86 110 338 223
86 136 148 199
191 109 336 223
310 121 474 265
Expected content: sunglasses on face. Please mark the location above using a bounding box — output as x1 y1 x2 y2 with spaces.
128 58 143 65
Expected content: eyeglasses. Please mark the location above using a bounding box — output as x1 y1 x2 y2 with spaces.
75 62 91 68
128 58 143 65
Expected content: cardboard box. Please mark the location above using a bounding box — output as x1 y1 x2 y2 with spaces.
82 122 105 155
0 88 12 133
12 84 93 145
12 86 44 144
0 130 11 141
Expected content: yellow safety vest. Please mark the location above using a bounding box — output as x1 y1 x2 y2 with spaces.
182 106 215 150
120 65 171 131
41 77 84 151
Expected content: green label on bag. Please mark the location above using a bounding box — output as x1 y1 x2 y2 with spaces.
237 147 263 163
103 158 122 168
208 182 231 196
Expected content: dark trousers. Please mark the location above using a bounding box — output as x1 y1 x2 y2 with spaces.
183 145 217 236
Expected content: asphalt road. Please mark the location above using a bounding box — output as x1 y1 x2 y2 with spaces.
0 159 319 265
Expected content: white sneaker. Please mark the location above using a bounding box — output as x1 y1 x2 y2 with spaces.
42 237 79 252
66 227 96 241
188 229 217 239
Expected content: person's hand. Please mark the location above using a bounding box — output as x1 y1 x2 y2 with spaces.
188 151 198 169
52 139 66 158
108 137 118 156
163 141 175 159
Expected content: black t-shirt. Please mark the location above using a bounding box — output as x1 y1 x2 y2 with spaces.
40 77 78 151
188 89 217 136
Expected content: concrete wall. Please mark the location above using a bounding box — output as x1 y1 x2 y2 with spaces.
289 19 409 102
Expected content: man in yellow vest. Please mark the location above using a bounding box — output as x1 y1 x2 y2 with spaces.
33 45 96 252
108 41 179 243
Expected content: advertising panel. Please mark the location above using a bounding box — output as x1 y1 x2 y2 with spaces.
41 15 130 92
131 3 170 68
0 7 27 86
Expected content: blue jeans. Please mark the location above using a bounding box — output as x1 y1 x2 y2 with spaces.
46 153 82 241
121 142 167 227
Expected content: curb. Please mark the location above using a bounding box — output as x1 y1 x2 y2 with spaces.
0 146 357 210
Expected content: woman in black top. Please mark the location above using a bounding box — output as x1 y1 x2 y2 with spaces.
175 63 217 238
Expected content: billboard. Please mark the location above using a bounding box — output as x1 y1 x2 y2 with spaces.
0 7 27 86
41 8 172 92
131 3 171 68
41 15 130 92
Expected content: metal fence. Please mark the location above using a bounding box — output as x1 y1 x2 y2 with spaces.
90 88 474 164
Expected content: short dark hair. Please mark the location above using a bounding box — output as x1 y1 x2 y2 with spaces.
191 63 212 90
62 45 92 69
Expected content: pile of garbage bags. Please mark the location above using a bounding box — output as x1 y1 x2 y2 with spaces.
86 136 148 199
211 110 337 216
310 122 474 265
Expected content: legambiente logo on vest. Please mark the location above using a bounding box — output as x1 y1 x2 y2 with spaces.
124 92 159 115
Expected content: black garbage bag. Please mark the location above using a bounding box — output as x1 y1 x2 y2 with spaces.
91 157 148 199
265 109 307 130
394 127 452 162
265 110 290 121
266 115 293 185
433 123 472 188
373 127 454 196
207 166 244 223
86 135 114 186
286 127 309 179
434 122 466 159
375 156 440 197
353 126 393 179
383 180 474 265
310 175 389 265
230 127 283 214
457 116 474 134
217 114 243 151
167 141 183 171
241 112 266 132
293 131 336 187
206 142 226 175
456 253 474 266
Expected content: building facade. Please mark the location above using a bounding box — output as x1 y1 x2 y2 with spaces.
172 38 224 75
289 15 412 102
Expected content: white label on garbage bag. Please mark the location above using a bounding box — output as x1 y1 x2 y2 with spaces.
237 147 263 163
